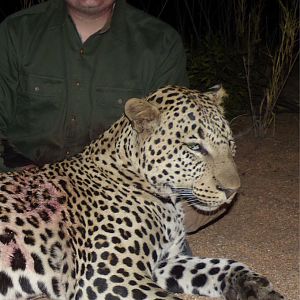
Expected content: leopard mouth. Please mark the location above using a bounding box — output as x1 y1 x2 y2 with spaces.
171 187 224 212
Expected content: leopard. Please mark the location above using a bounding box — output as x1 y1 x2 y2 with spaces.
0 85 283 300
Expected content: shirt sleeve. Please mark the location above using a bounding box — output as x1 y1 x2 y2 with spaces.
150 29 189 91
0 19 19 173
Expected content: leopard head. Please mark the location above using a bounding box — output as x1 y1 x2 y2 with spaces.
125 85 240 213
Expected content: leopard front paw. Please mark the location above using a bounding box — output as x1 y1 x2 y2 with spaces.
224 272 284 300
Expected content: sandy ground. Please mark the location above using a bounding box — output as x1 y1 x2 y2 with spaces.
182 113 299 300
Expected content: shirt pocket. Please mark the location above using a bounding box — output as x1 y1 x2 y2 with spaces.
92 86 143 138
14 73 64 136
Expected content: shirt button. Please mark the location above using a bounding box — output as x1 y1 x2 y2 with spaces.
71 116 76 122
66 151 70 156
80 48 84 56
34 86 40 92
75 81 80 87
117 98 123 104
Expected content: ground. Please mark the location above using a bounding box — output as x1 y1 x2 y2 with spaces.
183 113 299 300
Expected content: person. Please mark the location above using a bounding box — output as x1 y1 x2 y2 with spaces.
0 0 188 172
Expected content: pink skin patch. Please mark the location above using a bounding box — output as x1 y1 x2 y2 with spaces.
0 228 34 271
0 177 67 270
5 176 66 221
0 242 18 268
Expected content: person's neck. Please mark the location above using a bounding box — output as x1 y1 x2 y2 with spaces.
68 6 114 43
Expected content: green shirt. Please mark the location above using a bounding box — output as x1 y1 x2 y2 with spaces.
0 0 188 172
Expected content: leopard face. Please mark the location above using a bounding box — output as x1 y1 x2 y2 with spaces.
125 85 240 212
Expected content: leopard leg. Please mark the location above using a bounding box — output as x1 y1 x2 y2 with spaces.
73 273 181 300
153 255 284 299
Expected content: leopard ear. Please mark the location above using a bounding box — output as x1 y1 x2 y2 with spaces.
125 98 160 134
205 84 228 110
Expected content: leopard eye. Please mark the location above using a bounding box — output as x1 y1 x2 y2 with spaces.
186 143 208 155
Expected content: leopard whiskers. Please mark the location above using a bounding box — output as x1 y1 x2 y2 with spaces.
170 187 224 213
172 187 210 208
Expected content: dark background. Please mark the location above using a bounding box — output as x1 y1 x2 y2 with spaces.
0 0 282 45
